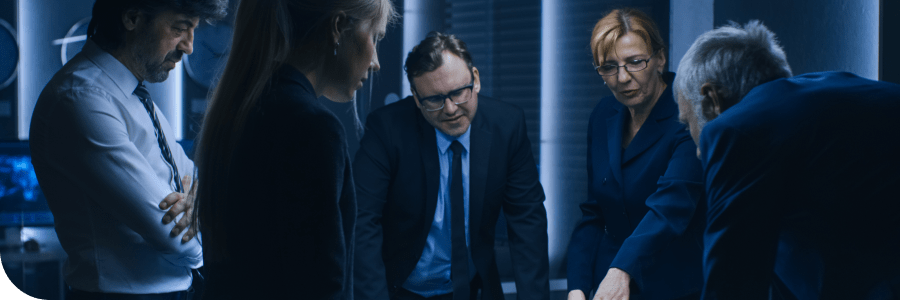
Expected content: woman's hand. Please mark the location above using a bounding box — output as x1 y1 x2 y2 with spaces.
593 268 631 300
568 290 587 300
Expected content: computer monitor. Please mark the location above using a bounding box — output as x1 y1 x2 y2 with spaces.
0 142 53 227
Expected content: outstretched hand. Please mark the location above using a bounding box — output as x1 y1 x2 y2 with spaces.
593 268 630 300
159 175 198 243
568 290 587 300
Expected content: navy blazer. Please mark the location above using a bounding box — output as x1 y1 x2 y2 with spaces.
201 66 356 299
568 72 704 299
700 72 900 299
354 95 550 300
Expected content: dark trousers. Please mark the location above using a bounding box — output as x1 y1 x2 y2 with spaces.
392 275 483 300
65 289 190 300
67 269 203 300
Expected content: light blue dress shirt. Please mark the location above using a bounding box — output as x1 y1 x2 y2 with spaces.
29 40 201 293
402 127 472 297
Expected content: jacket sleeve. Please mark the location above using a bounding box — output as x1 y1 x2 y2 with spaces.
608 129 704 293
502 110 550 300
699 123 785 300
353 112 393 300
567 113 604 294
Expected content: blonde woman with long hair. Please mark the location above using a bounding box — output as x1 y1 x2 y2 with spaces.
191 0 397 298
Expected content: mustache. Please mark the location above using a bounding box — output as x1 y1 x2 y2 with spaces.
165 50 185 62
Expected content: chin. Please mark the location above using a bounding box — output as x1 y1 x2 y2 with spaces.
325 91 355 103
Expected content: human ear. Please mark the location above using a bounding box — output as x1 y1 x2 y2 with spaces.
700 82 724 120
330 11 351 45
121 9 143 31
656 51 667 74
471 67 481 94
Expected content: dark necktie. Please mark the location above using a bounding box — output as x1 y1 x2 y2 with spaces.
449 141 470 300
133 83 183 193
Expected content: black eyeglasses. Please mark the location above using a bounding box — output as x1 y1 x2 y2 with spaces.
413 70 475 112
594 51 659 76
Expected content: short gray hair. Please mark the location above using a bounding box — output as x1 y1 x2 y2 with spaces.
674 20 792 126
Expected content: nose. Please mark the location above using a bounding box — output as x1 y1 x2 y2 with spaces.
616 67 632 83
442 97 459 114
178 28 194 55
370 50 381 72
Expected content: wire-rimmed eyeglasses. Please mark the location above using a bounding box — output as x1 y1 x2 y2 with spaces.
413 70 475 112
594 51 659 76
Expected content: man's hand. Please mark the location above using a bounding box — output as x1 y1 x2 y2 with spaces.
568 290 587 300
159 175 197 243
593 268 630 300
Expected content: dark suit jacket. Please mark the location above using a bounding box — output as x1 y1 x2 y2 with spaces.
202 66 355 300
353 95 549 300
700 72 900 299
567 72 704 299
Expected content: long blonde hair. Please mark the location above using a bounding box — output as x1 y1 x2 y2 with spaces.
192 0 397 261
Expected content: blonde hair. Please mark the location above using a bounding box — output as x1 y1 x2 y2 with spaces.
193 0 397 261
590 8 666 66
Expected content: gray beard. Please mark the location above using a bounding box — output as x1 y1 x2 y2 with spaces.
129 35 175 83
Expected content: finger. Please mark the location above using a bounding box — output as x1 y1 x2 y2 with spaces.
181 227 196 243
181 175 192 191
159 192 183 210
170 207 193 237
162 195 187 224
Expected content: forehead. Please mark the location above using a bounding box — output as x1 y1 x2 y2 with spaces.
358 13 388 36
412 51 471 95
153 10 200 26
600 32 651 62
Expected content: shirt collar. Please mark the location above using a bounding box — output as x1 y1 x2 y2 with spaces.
436 126 471 155
82 39 140 99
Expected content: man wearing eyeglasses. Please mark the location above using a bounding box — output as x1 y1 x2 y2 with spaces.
354 32 550 300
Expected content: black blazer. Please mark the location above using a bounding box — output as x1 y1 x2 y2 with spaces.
567 72 704 299
353 96 549 300
202 66 356 300
700 72 900 299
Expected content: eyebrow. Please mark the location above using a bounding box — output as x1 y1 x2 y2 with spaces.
421 82 471 99
172 19 197 28
602 55 650 64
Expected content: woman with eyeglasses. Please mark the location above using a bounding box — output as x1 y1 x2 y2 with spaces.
566 8 704 300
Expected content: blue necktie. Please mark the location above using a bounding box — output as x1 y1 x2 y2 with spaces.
449 141 470 300
133 83 183 193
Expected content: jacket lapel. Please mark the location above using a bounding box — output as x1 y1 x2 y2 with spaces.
417 113 441 239
606 105 625 185
622 95 675 163
468 114 490 237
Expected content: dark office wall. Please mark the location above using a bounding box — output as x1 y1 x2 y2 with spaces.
715 0 879 79
0 0 17 141
881 0 899 84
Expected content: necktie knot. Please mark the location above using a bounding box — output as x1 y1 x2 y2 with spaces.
450 140 464 158
133 83 151 101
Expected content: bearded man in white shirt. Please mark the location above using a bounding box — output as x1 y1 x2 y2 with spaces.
29 0 226 299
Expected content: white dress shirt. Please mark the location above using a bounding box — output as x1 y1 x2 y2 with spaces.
29 40 202 294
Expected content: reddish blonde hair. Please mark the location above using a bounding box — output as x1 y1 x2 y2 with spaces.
591 8 666 66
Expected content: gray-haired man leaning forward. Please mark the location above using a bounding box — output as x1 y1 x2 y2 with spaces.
29 1 226 299
674 21 900 300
